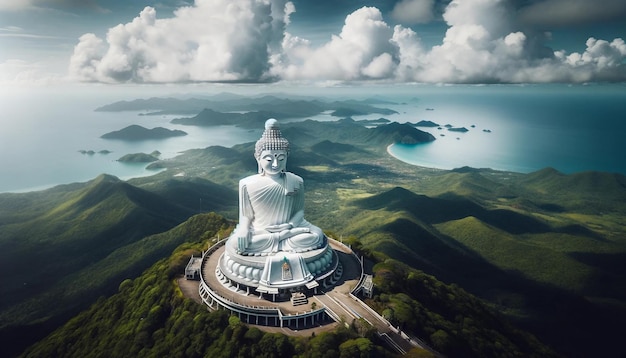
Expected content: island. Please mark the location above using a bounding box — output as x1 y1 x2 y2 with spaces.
98 95 400 129
116 152 159 163
4 114 625 358
448 127 469 133
415 120 440 127
101 125 187 141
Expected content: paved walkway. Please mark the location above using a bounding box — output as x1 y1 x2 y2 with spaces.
177 277 201 304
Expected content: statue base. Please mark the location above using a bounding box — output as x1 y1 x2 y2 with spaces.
219 237 334 294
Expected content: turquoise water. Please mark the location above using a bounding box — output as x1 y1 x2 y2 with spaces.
0 88 261 193
384 84 626 174
1 84 625 193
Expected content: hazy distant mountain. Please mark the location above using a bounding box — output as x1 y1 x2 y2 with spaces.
101 125 187 141
96 94 399 124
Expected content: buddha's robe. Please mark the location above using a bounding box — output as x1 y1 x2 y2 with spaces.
235 172 324 254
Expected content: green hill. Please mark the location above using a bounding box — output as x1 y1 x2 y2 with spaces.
133 177 237 215
20 223 396 358
4 117 626 357
338 175 626 357
20 215 553 358
0 175 207 355
117 152 159 163
516 168 626 213
366 259 555 357
278 119 435 152
310 140 366 158
366 122 436 145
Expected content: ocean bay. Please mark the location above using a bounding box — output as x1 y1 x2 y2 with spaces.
385 84 626 174
1 83 625 193
0 87 262 193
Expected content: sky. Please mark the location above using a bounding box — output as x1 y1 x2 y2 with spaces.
1 0 625 86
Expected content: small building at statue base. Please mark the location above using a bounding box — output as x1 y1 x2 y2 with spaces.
185 256 202 280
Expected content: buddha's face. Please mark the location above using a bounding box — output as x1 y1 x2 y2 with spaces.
258 149 287 176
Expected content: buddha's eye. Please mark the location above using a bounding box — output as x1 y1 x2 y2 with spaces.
276 154 286 161
263 155 273 162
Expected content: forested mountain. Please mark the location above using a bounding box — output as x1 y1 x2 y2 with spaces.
2 118 625 357
20 214 553 358
0 175 233 356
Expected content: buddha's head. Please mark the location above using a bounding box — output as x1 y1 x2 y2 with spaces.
255 119 289 175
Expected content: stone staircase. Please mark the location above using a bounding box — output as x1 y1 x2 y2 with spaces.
290 292 308 306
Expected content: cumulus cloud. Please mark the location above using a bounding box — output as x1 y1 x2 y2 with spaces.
389 25 427 81
411 0 526 82
69 0 291 83
350 0 625 83
68 0 625 84
391 0 435 24
274 7 399 80
410 0 626 83
552 38 626 82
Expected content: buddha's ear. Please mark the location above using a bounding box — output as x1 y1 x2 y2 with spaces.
258 163 264 175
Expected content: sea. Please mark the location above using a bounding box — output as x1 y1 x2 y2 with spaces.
1 83 625 193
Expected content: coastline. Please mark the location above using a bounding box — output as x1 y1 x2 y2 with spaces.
4 83 626 193
386 143 456 172
387 143 533 174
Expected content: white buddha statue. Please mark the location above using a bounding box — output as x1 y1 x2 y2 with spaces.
231 119 325 255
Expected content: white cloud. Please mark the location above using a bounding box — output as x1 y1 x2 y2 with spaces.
0 26 24 32
0 26 61 39
362 53 395 78
390 25 426 80
386 0 625 83
412 0 626 83
390 0 434 24
65 0 625 84
0 59 65 85
275 6 398 80
552 38 626 82
69 0 290 83
0 0 107 13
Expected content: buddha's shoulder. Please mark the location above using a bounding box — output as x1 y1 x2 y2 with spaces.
239 172 303 187
239 174 260 187
285 172 303 183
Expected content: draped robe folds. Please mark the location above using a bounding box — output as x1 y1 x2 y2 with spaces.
237 172 324 253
